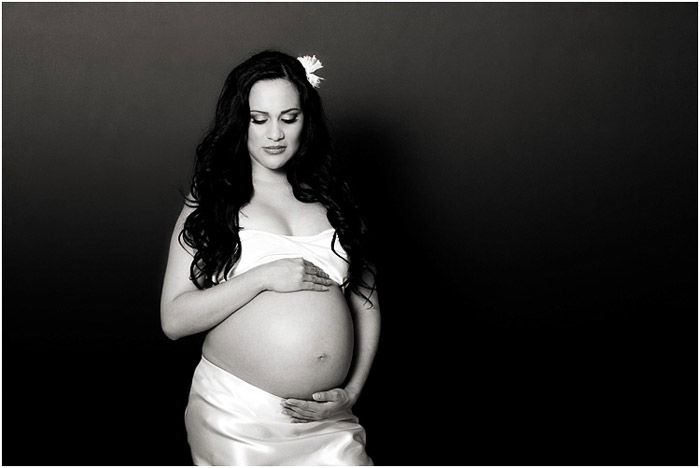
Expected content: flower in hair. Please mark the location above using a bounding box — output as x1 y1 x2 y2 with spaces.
297 55 324 88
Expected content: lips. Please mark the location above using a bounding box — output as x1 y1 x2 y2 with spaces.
263 146 287 154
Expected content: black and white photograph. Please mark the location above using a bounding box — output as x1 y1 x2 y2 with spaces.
3 2 697 466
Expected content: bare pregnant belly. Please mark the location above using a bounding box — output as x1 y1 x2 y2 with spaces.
202 285 354 399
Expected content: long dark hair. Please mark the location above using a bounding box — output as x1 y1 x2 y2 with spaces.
179 50 376 304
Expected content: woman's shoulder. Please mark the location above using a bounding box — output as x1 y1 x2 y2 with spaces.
180 201 196 218
178 193 198 218
172 196 197 234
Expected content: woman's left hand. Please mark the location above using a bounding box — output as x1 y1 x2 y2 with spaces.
281 388 355 423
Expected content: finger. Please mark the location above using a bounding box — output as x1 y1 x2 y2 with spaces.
284 405 319 419
283 398 315 410
302 274 326 284
301 280 329 291
304 266 330 280
310 275 334 286
291 418 311 424
283 399 321 413
302 272 333 285
312 268 330 279
320 276 333 285
303 261 330 278
312 389 343 402
282 407 314 419
316 268 330 278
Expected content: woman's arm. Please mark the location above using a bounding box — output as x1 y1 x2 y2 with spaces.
160 204 334 340
160 204 267 340
281 270 380 422
343 273 381 404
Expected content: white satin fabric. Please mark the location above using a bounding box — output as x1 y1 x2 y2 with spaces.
213 228 350 288
185 356 373 466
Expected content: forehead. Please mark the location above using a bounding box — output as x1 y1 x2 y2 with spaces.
248 79 300 110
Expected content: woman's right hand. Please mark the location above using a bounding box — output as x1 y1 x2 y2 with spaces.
257 258 335 293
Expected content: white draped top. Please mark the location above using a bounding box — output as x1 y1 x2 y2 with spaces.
215 228 350 287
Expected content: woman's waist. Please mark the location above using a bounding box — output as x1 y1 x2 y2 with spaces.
200 344 353 399
189 356 358 424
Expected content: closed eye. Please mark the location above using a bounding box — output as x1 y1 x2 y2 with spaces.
250 118 298 124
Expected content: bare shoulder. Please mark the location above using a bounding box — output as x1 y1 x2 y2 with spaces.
177 202 196 224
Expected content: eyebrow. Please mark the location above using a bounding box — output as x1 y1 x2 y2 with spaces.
249 108 301 115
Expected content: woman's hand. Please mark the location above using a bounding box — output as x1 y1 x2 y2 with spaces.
258 258 334 293
280 389 355 423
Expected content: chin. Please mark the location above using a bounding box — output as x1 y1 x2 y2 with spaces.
266 160 291 171
251 153 294 171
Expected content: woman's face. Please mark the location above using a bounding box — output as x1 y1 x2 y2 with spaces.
247 78 304 173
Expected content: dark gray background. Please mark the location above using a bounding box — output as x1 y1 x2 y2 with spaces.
3 3 697 465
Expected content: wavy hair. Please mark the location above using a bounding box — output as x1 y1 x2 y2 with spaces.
179 50 376 304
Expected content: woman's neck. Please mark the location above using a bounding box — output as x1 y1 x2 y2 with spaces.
251 163 289 185
251 167 295 199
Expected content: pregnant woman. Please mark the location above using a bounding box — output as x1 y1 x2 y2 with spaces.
160 50 380 465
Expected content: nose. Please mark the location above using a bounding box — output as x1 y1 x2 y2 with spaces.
266 122 284 142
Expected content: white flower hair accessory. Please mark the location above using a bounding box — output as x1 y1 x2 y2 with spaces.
297 55 324 88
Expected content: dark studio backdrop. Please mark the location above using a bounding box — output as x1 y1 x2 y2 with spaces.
3 2 697 465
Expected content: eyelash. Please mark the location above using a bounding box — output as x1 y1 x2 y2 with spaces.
250 117 299 125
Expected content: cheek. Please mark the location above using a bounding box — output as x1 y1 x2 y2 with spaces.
247 126 263 146
289 124 304 144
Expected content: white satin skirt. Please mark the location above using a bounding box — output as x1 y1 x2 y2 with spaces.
185 355 373 466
